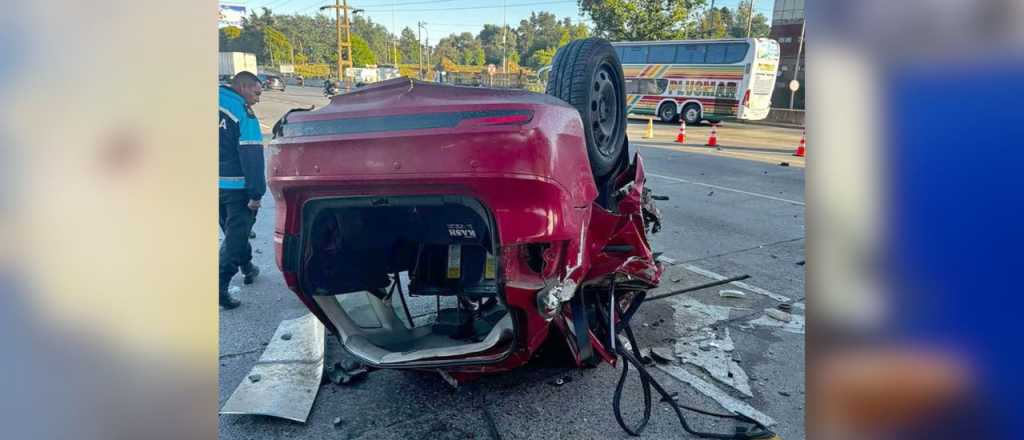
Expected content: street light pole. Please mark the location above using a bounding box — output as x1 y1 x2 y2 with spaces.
417 22 423 79
789 17 806 109
417 22 429 80
746 0 756 38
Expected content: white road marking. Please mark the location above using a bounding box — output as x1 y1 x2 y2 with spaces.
655 364 776 427
646 172 805 206
682 264 791 303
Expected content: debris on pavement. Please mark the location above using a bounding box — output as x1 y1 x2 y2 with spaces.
674 329 752 397
746 312 806 335
229 285 241 295
655 364 775 427
332 417 343 426
719 289 747 299
650 346 674 364
656 255 677 265
765 309 792 322
327 361 368 385
550 376 574 387
220 313 325 423
777 303 793 312
779 162 790 167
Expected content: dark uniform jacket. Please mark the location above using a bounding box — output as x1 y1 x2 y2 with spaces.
218 85 266 200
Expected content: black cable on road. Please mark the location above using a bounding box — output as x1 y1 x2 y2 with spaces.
644 274 750 302
599 282 776 439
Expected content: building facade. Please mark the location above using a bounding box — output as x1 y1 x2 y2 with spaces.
769 0 805 109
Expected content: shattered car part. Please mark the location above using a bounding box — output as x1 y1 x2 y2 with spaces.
220 314 325 423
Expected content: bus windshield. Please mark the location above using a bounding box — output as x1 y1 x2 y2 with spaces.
612 38 780 124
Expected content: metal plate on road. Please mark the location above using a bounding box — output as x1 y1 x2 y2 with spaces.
220 313 325 423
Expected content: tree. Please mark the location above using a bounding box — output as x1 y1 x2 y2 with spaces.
529 47 557 66
700 7 732 39
349 35 377 67
398 27 421 64
478 24 518 67
352 15 397 64
579 0 705 41
728 1 770 38
264 26 294 65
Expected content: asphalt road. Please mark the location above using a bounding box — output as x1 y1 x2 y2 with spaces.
220 86 806 440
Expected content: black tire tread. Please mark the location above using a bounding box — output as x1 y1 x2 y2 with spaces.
546 38 625 177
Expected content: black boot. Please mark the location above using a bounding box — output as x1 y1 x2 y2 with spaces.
242 263 260 285
220 288 241 309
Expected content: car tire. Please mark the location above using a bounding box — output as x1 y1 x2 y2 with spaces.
658 102 678 123
682 103 702 125
546 38 626 178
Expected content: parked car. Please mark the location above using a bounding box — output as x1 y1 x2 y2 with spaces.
258 73 286 92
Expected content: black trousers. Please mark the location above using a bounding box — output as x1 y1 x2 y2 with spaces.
219 189 256 290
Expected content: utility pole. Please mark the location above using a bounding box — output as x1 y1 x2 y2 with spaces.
417 22 423 79
501 0 507 74
417 22 429 80
320 1 361 87
746 0 756 38
789 17 805 109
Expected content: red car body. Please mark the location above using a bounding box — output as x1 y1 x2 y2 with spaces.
268 78 662 379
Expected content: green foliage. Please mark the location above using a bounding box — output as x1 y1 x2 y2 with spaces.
221 26 241 40
352 15 397 64
221 5 785 75
580 0 703 41
399 27 421 65
349 35 376 67
294 63 330 78
263 26 293 65
727 1 770 38
529 47 557 67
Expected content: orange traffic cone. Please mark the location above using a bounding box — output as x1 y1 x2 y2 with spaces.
675 120 687 143
793 129 806 157
705 123 718 147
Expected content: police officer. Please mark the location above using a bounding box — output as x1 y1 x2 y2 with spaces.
219 71 265 309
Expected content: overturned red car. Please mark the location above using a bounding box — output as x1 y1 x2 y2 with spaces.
267 39 661 377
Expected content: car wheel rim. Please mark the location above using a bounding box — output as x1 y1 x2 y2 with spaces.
590 64 619 158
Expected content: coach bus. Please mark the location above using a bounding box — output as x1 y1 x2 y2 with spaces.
612 38 780 124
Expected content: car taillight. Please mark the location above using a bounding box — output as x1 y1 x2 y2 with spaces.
457 112 533 128
742 89 751 107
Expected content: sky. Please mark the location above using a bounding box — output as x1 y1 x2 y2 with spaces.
227 0 775 44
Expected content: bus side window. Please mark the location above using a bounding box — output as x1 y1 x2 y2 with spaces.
676 44 706 64
725 43 750 63
648 45 676 63
705 43 727 64
625 79 639 94
622 46 648 64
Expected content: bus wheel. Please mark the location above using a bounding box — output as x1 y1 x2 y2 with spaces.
658 102 678 123
546 38 626 179
682 103 702 125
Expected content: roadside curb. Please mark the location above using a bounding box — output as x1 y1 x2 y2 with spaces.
730 119 804 130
